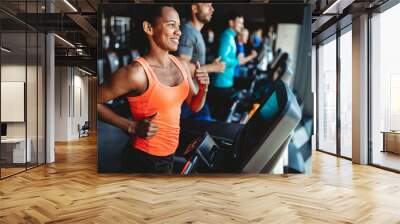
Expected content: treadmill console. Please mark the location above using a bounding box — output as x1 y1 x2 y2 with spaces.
181 132 220 174
183 132 219 168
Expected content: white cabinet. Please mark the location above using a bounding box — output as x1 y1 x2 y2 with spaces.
1 138 32 163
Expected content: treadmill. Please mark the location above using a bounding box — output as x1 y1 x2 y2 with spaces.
178 80 301 174
224 52 290 124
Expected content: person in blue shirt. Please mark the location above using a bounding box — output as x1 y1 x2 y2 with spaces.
208 11 244 121
235 28 258 77
250 28 263 50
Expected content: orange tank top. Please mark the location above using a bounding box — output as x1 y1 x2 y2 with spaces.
127 55 190 156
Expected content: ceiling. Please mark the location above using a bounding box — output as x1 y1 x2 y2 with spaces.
0 0 394 74
311 0 390 43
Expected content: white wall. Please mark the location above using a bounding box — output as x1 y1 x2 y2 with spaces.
312 45 317 151
352 14 369 164
1 65 41 138
1 65 26 142
55 66 89 141
73 73 89 137
1 66 26 132
46 32 55 163
55 67 69 141
1 64 46 164
275 24 301 77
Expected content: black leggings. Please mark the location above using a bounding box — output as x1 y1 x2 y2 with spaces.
121 147 174 174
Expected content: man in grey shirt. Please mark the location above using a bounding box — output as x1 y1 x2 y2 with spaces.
177 3 225 120
178 21 206 65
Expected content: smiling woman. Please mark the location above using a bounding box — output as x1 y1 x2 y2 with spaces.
97 3 312 175
97 4 209 174
134 4 181 55
144 7 182 52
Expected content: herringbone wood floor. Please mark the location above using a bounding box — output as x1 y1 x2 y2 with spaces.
1 134 400 223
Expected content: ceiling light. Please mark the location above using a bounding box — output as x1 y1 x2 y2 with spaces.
54 34 75 48
1 47 11 53
78 67 93 76
76 49 85 55
63 0 78 12
322 0 344 15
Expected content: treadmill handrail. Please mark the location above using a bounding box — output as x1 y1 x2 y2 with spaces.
235 80 302 172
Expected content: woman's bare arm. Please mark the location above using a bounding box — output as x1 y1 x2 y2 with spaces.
97 63 147 132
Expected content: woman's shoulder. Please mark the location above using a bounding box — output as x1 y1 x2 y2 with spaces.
120 61 147 84
126 60 145 75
